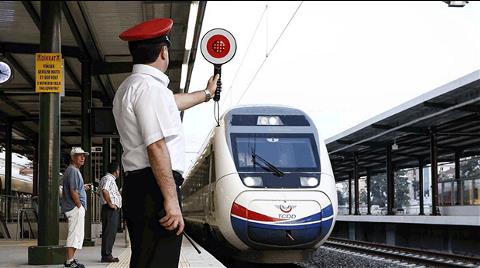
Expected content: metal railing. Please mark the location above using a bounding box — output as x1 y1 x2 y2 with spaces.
0 194 37 239
0 190 103 240
0 194 34 223
90 187 102 223
338 205 433 215
16 208 37 239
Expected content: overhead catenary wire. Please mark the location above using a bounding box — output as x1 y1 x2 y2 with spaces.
236 1 303 105
223 4 269 107
266 1 269 58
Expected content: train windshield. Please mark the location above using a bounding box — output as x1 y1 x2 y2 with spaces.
231 133 320 172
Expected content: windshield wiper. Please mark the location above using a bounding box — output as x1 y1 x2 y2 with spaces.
251 151 285 177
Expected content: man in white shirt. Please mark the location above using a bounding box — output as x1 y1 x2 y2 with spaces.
114 18 218 268
98 162 122 263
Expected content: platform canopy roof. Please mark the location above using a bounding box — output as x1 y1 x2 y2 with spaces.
326 70 480 180
0 1 206 158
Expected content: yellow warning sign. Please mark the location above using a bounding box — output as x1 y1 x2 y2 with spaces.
35 53 62 93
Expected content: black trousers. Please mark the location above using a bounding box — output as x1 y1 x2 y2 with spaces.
123 168 184 268
101 204 120 258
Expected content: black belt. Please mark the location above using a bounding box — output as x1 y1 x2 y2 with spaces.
124 167 150 177
125 167 184 186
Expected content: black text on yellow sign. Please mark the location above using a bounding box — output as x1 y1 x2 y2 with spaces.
35 53 63 93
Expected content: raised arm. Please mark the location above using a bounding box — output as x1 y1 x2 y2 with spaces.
174 74 219 111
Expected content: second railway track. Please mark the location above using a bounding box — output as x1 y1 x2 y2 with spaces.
323 238 480 268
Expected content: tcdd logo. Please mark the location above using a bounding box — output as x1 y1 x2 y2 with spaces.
275 202 297 219
280 203 292 213
278 213 297 219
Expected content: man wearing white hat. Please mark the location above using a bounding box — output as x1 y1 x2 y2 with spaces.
61 147 90 268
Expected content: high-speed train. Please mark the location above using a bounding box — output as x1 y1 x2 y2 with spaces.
181 105 338 263
0 149 33 194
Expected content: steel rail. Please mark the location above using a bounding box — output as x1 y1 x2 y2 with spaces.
324 238 480 268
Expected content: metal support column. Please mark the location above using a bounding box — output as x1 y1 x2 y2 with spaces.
418 159 425 215
5 121 12 219
385 224 396 246
115 139 123 188
102 138 111 176
366 169 371 215
353 153 360 215
454 151 461 205
386 145 395 215
348 175 352 215
115 139 123 231
81 59 95 246
430 129 440 215
33 139 39 196
28 1 65 264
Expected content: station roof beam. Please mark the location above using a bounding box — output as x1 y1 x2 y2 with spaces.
0 1 205 156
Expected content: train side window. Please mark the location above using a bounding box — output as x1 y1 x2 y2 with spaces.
210 150 216 183
204 155 210 187
197 154 210 188
209 149 216 213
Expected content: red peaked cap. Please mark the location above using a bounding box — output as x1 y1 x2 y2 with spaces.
119 18 173 42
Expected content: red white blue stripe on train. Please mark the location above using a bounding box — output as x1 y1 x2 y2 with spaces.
230 190 335 248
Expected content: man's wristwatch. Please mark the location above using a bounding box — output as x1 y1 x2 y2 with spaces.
203 89 212 102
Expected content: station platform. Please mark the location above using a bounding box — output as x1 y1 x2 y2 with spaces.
337 215 480 226
332 214 480 257
0 233 225 268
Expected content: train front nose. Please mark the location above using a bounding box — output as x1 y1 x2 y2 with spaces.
230 191 334 248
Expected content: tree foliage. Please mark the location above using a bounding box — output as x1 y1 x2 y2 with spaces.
337 189 348 206
371 173 387 207
360 188 367 205
461 156 480 179
395 169 410 208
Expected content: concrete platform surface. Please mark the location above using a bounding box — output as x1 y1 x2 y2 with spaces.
337 215 480 226
0 233 225 267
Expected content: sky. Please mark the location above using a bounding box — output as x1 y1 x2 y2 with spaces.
182 1 480 171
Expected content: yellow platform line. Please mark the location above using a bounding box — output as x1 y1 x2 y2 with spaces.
0 240 36 247
107 247 190 268
107 248 130 268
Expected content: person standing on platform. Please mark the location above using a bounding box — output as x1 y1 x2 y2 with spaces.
98 161 122 263
61 147 90 268
113 18 219 268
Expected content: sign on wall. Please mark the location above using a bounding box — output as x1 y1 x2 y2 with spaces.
35 53 63 93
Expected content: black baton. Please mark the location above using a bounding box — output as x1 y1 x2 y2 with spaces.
158 209 201 254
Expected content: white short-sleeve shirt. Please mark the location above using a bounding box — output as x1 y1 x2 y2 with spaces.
98 173 122 208
113 64 185 173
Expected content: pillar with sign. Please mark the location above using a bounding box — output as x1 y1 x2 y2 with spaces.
28 1 65 265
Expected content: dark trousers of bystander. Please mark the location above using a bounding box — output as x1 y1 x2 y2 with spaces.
101 204 120 258
123 167 184 268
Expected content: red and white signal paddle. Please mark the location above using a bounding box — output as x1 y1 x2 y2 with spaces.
200 28 237 102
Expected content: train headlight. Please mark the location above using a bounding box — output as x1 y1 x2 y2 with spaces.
300 177 319 187
257 116 283 126
242 176 263 187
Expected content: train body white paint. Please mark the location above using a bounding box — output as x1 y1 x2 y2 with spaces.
0 150 33 194
182 105 338 263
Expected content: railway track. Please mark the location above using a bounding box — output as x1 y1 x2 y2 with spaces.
324 238 480 267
